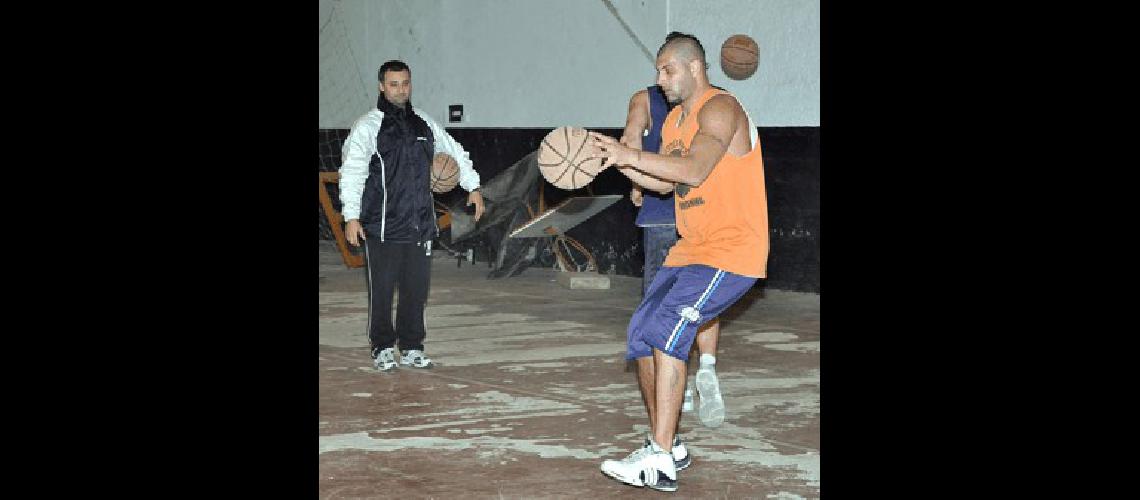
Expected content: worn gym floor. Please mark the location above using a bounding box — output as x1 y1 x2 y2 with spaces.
319 241 820 499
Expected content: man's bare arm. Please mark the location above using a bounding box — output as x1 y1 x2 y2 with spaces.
621 90 649 151
616 164 675 194
617 89 674 194
592 94 741 187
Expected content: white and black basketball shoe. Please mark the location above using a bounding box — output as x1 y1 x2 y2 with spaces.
399 349 434 369
600 440 678 492
372 347 397 372
644 434 690 471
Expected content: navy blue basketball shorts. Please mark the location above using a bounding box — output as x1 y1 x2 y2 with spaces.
626 264 757 362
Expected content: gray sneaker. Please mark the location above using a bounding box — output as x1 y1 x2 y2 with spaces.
372 347 397 372
400 349 434 369
695 366 725 427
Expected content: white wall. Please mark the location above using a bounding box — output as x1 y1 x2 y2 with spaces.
319 0 818 128
669 0 820 127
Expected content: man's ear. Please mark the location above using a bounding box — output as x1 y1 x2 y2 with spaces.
689 58 703 78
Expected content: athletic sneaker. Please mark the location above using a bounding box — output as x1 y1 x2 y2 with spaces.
644 434 690 471
600 440 678 492
682 386 694 412
695 365 725 427
400 349 434 369
372 347 397 372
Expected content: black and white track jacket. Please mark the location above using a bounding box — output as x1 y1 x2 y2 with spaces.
339 96 479 242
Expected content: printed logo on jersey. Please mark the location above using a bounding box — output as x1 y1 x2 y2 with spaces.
663 143 695 198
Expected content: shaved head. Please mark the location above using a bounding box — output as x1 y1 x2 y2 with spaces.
654 31 710 104
657 31 706 70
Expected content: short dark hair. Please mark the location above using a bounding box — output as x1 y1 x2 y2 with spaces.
378 60 411 82
658 31 706 67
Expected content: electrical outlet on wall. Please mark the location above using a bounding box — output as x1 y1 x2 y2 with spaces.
448 104 463 123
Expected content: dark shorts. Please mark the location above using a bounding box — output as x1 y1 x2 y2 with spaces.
626 264 757 361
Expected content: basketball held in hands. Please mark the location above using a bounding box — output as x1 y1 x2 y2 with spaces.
537 126 606 190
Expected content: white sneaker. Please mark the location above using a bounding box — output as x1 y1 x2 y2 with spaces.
695 365 725 427
399 349 434 369
682 387 694 412
644 434 690 471
600 441 677 492
372 347 397 372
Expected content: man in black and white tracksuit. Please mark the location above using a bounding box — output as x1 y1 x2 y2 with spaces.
339 59 484 372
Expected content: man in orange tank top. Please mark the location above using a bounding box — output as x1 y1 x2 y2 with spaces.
622 84 726 435
592 32 769 493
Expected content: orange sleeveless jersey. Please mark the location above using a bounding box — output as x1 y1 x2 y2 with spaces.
661 88 769 278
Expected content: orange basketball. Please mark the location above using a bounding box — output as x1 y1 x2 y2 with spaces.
720 34 759 80
537 126 605 190
430 152 459 193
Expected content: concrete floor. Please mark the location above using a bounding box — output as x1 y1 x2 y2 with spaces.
319 240 820 499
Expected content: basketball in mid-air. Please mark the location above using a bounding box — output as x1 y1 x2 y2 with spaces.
720 34 759 80
430 152 459 193
537 126 605 190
